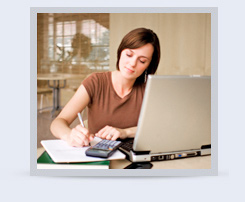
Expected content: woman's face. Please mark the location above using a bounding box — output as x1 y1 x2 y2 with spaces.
118 43 154 81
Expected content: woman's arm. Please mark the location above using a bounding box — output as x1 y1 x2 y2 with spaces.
95 126 137 140
50 84 93 147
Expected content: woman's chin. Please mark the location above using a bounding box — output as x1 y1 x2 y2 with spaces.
118 68 140 81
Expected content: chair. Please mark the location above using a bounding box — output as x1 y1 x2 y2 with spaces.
37 87 52 112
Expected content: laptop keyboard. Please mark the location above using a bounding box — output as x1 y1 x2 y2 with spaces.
119 139 134 152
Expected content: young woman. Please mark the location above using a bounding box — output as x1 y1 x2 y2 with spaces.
50 28 161 147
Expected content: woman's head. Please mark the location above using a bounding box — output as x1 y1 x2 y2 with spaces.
116 28 161 84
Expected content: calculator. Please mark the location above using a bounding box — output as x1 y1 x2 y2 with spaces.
85 139 122 158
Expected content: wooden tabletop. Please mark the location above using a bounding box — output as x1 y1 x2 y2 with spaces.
37 147 211 169
109 155 211 169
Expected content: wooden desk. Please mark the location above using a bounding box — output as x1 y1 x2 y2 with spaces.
37 73 86 116
110 155 211 169
37 147 211 169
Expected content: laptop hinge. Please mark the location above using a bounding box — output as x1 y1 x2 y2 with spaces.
200 144 211 156
129 151 151 162
200 148 211 156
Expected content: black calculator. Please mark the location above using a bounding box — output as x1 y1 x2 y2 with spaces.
85 139 122 158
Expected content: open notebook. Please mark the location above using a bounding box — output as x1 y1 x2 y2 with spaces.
41 137 125 163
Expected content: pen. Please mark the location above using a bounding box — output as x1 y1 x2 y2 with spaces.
77 112 93 146
77 112 85 127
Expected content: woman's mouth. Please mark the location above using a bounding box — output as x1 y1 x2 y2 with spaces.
125 67 135 73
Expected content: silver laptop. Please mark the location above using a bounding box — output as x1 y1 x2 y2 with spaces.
119 75 211 162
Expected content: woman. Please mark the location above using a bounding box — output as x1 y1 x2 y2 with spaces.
50 27 161 147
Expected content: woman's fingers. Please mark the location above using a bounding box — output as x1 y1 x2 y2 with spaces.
101 126 114 139
75 125 89 136
95 125 121 140
95 126 108 138
70 133 84 147
68 125 92 147
110 132 120 141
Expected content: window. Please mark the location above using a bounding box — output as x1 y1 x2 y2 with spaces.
38 13 110 74
81 19 109 70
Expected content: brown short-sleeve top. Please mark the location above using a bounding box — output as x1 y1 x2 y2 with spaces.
82 71 146 134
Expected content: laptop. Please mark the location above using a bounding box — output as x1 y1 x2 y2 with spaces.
119 75 211 162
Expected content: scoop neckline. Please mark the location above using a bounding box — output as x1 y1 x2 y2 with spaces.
108 71 135 100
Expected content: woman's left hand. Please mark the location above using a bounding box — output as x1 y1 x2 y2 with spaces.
95 125 127 140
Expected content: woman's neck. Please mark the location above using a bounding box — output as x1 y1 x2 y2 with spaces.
111 70 135 98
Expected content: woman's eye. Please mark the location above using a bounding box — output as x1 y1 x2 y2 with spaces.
126 54 132 57
140 60 146 64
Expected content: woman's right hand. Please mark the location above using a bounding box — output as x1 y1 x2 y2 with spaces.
66 125 94 147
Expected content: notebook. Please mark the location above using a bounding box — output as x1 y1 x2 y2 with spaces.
119 75 211 162
40 137 125 163
37 151 110 169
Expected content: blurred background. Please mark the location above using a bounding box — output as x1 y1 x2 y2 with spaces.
37 13 211 148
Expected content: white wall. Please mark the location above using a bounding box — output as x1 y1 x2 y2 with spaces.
110 13 211 76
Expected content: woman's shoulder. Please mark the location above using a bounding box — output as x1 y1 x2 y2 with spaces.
82 71 111 100
89 71 110 77
87 71 111 80
83 71 111 88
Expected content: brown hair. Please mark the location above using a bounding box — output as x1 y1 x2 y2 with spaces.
116 28 161 84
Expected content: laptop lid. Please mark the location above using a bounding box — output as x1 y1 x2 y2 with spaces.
133 75 211 154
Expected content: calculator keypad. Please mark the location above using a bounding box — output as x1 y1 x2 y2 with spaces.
85 139 122 158
93 139 122 150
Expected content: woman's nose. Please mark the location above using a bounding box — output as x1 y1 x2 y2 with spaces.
129 57 137 67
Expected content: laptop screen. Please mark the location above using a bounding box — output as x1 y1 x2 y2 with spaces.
133 75 211 154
